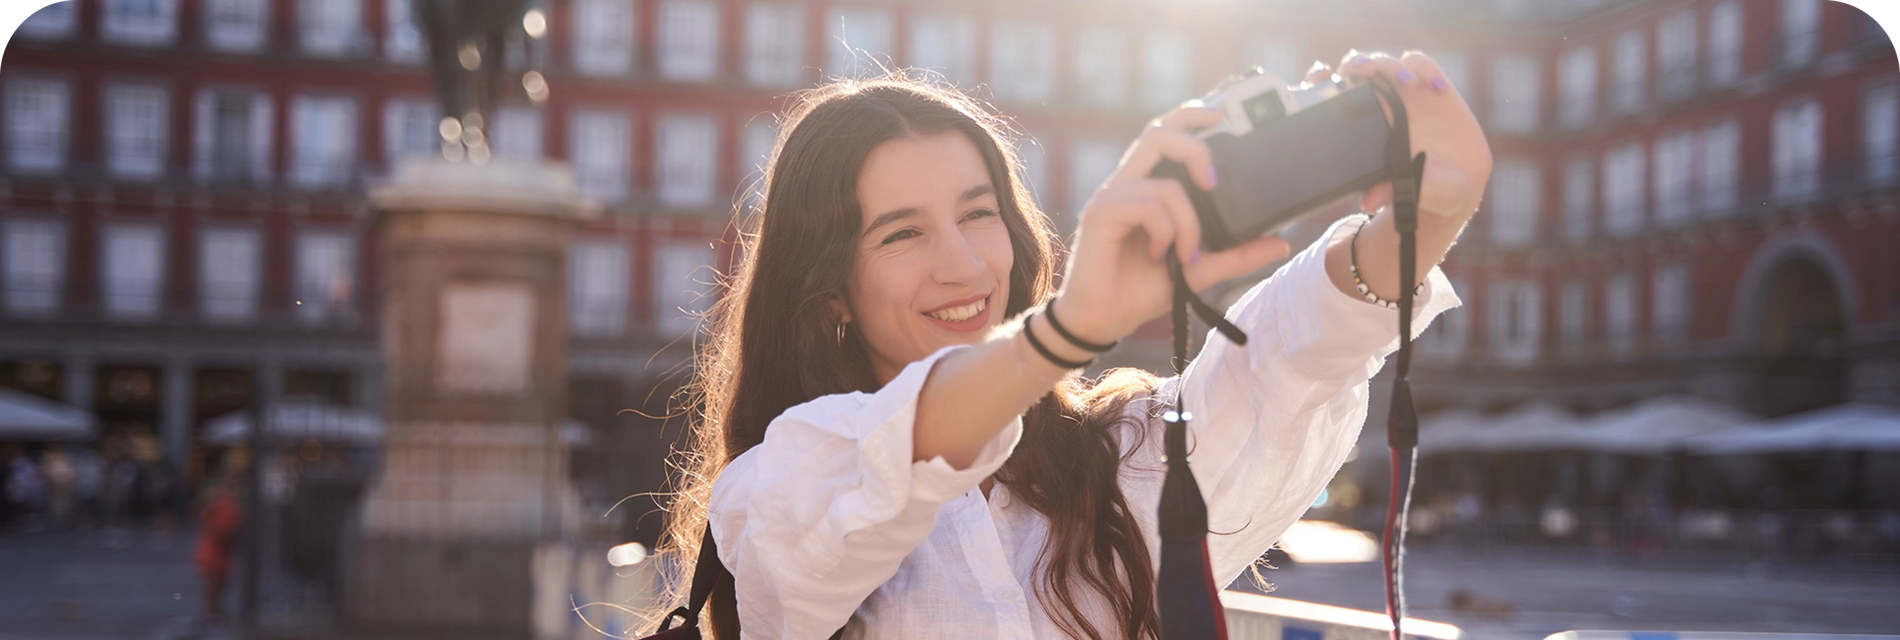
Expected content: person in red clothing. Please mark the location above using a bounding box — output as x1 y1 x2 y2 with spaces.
194 466 243 622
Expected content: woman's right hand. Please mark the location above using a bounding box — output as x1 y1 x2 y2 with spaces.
1050 105 1292 344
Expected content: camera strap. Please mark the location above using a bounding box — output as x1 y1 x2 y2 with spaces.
1153 75 1423 640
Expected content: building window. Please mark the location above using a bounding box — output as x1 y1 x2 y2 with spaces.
199 228 260 323
1140 32 1192 113
1559 278 1589 348
654 243 716 335
1708 0 1744 87
1487 280 1541 366
1016 139 1047 210
1611 29 1646 115
102 0 180 47
205 0 268 52
1864 80 1898 187
739 117 778 208
1070 26 1127 109
1605 272 1637 353
569 109 631 203
988 19 1056 104
385 0 425 63
1778 0 1820 70
906 13 975 87
1651 263 1690 344
1772 98 1823 203
2 220 65 316
1601 141 1646 237
1698 119 1740 215
192 89 273 184
1652 130 1696 226
5 77 71 175
1563 154 1595 244
1420 276 1469 359
299 0 362 58
105 84 170 180
1657 10 1697 101
827 8 892 80
1558 46 1597 130
570 241 630 337
573 0 635 77
1489 54 1540 134
493 106 544 161
1067 140 1123 226
294 232 354 324
1246 37 1305 85
290 95 358 188
656 113 719 210
745 3 806 87
382 98 437 169
18 2 78 40
657 0 720 82
102 224 166 320
1489 160 1540 247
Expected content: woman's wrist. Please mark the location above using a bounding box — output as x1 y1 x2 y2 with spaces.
1045 295 1125 350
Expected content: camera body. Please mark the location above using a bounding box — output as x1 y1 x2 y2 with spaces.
1153 69 1396 252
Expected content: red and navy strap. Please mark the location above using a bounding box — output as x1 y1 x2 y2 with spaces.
1156 253 1239 640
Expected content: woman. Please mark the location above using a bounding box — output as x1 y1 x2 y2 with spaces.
659 51 1491 639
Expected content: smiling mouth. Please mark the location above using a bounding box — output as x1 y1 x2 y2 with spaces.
924 296 988 323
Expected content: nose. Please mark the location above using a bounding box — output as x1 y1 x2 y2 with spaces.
930 228 988 286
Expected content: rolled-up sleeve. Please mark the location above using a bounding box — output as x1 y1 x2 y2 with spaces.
1131 213 1461 588
709 344 1022 638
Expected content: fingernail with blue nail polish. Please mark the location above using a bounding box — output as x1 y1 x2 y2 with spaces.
1353 55 1370 68
1205 165 1218 188
1432 76 1449 92
1191 248 1201 265
1397 69 1416 85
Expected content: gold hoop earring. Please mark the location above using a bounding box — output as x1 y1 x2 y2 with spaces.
836 321 847 346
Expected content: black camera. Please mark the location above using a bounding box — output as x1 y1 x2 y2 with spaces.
1154 69 1397 252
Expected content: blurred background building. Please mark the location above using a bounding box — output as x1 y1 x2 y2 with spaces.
0 0 1895 547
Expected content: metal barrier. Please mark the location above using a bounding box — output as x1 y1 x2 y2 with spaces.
1222 590 1462 640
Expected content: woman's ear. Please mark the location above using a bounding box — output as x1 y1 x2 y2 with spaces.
828 296 853 324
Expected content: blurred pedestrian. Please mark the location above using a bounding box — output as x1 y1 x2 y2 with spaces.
102 444 138 548
193 466 243 628
42 445 76 530
72 445 105 530
7 447 47 531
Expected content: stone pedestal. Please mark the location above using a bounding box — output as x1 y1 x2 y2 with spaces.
346 159 594 636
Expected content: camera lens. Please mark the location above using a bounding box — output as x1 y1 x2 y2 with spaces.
1243 93 1286 128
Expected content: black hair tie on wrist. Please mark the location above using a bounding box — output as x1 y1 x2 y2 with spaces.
1023 312 1093 369
1043 302 1118 353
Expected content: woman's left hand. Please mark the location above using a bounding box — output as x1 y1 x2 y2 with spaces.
1316 50 1493 220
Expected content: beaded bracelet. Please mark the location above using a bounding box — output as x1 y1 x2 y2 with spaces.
1349 216 1426 310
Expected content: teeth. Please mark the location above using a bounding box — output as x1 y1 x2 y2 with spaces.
926 297 987 323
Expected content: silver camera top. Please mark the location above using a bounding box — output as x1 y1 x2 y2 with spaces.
1195 69 1345 139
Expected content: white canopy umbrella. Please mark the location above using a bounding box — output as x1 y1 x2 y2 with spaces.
203 400 596 447
1418 401 1586 454
0 387 96 441
1569 395 1754 455
1417 407 1489 454
1685 402 1900 455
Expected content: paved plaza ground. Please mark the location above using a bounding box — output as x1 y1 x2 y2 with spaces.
4 527 1899 639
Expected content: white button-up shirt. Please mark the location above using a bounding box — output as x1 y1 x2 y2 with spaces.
709 215 1461 639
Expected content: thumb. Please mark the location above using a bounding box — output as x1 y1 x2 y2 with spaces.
1187 235 1291 290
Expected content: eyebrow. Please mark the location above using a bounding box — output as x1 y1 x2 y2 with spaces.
862 184 998 238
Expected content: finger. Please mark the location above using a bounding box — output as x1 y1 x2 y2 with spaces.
1089 189 1177 261
1338 50 1416 88
1111 125 1218 190
1185 235 1291 290
1399 50 1456 94
1303 60 1335 85
1153 105 1225 132
1127 195 1177 261
1137 178 1204 265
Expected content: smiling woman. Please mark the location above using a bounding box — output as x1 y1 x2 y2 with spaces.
652 64 1474 640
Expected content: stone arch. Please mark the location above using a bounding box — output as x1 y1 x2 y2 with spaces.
1729 227 1861 346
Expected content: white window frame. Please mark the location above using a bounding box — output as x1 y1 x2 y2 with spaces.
1563 154 1595 244
1558 46 1597 130
298 0 363 58
105 83 171 180
1489 54 1541 134
653 243 716 335
1652 130 1696 226
569 108 632 203
384 0 426 63
1657 10 1698 101
192 88 274 184
1708 0 1744 87
198 227 261 324
827 8 893 80
1772 97 1824 203
745 3 807 88
1651 263 1690 345
1559 278 1590 350
1698 119 1740 215
382 98 438 169
1778 0 1820 70
1605 272 1637 354
569 241 631 337
294 231 355 324
18 2 78 40
1489 160 1541 247
1487 280 1542 366
101 224 166 320
1016 140 1048 211
289 94 359 189
205 0 269 53
1611 29 1646 115
493 106 544 162
101 0 180 47
906 13 976 87
1071 26 1128 109
1067 140 1123 222
2 219 65 316
5 76 72 175
1601 141 1647 237
573 0 635 77
988 19 1057 104
739 117 779 209
657 0 721 83
1863 80 1899 188
656 112 719 210
1140 32 1192 113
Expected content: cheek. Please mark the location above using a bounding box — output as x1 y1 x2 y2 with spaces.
977 225 1016 288
848 250 922 322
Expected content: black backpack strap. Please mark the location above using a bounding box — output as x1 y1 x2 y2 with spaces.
655 525 725 634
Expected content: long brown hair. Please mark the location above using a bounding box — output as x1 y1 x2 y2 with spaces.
658 75 1164 639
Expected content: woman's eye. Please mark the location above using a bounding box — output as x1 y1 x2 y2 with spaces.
963 208 998 222
880 229 919 245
